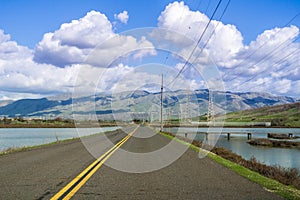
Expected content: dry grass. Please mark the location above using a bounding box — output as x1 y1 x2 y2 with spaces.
243 157 300 188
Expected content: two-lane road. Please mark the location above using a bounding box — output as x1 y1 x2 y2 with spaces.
0 126 283 199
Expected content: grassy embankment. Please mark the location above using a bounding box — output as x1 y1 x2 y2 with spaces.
0 138 79 156
157 102 300 127
160 131 300 200
223 102 300 127
0 117 75 128
0 118 118 128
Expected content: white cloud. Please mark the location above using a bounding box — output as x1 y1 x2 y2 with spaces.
275 79 292 94
232 26 300 74
291 80 300 96
1 4 300 100
224 25 300 96
73 63 201 95
157 1 243 68
0 29 80 97
0 11 157 100
34 10 115 67
158 1 209 39
87 35 156 68
0 30 10 43
157 1 300 97
114 11 129 24
0 59 79 94
55 11 114 49
107 64 200 94
34 10 153 68
249 26 299 50
0 30 32 60
0 92 46 101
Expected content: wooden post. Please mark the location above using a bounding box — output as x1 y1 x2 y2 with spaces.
247 133 252 140
227 133 230 140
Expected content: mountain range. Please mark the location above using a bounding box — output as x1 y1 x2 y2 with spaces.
0 89 298 120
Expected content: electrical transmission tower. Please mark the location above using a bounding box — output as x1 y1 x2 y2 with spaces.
187 94 191 122
207 90 215 121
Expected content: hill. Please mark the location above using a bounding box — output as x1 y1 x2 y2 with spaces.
224 102 300 127
0 90 298 121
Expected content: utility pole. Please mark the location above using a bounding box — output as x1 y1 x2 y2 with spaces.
160 74 164 132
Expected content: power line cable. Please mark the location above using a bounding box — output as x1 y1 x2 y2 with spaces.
223 11 300 82
167 0 224 87
229 37 300 91
224 32 300 83
162 0 207 81
179 0 231 76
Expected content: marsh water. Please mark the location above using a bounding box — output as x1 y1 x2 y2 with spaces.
166 127 300 171
0 127 119 151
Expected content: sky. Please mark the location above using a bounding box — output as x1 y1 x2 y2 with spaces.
0 0 300 100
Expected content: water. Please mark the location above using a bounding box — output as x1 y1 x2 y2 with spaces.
0 127 119 151
166 127 300 171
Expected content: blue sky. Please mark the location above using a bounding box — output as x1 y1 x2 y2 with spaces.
1 0 300 47
0 0 300 100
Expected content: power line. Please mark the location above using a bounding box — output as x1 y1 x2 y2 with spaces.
163 0 209 80
179 0 231 76
224 32 299 83
226 35 300 90
232 47 300 91
167 0 224 87
223 11 300 83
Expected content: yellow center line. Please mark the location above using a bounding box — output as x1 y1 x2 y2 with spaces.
51 126 139 200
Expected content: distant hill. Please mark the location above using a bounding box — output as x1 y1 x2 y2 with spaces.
0 100 13 107
0 90 298 120
224 102 300 127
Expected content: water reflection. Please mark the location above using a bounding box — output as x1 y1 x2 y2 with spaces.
169 127 300 171
0 127 119 151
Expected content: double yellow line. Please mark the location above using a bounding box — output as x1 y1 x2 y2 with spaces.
51 126 139 200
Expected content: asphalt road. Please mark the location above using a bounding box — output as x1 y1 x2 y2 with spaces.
0 126 283 199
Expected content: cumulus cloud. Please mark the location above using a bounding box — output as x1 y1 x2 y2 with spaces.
157 1 244 67
1 3 300 100
0 30 32 60
87 35 156 68
0 59 79 95
224 25 300 96
34 10 114 67
34 10 153 68
0 28 82 97
0 30 10 43
106 64 201 94
291 80 300 96
0 10 157 100
114 11 129 24
157 1 300 97
73 61 202 96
